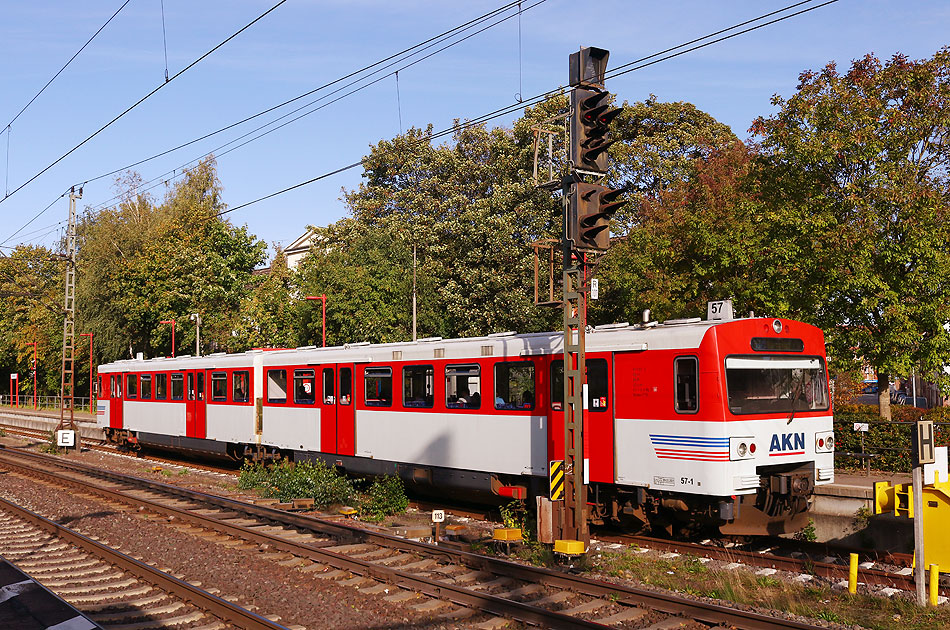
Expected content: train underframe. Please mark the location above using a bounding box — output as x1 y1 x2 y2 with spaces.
105 428 815 536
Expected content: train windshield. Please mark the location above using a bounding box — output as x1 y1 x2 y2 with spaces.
725 356 829 415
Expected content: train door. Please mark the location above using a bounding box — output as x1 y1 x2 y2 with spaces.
319 364 355 456
185 370 207 439
110 374 123 429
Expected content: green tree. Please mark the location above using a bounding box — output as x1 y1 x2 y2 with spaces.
76 158 266 362
608 95 738 233
0 246 64 399
297 100 567 343
751 48 950 418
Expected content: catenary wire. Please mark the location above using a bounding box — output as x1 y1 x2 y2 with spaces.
218 0 839 218
82 0 536 202
79 0 545 214
2 0 133 131
0 0 290 207
6 0 834 246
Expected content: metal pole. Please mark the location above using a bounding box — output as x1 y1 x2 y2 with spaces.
913 462 926 605
190 313 201 356
160 320 176 357
305 297 327 347
81 333 93 414
412 244 417 342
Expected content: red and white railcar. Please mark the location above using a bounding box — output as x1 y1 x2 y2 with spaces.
96 309 834 534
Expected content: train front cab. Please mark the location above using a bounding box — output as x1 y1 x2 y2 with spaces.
611 318 834 536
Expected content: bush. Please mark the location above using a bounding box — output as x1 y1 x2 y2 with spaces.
238 459 355 507
833 405 950 472
359 475 408 522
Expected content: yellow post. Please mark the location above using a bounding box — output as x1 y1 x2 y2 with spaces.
930 564 939 607
849 553 858 594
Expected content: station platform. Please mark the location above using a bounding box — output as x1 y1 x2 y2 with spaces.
0 407 103 443
0 557 102 630
811 471 913 549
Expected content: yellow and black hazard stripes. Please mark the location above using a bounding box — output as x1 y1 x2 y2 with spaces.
549 459 564 500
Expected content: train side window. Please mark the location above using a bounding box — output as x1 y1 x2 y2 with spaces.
140 374 152 400
674 356 699 413
364 367 392 407
321 369 334 404
171 373 184 400
112 375 122 398
550 361 563 411
403 365 433 408
495 362 535 410
295 369 316 405
211 372 227 402
550 360 608 411
233 371 249 403
588 358 608 412
155 374 167 400
267 369 288 404
196 372 204 401
446 364 480 409
340 368 352 405
126 374 137 399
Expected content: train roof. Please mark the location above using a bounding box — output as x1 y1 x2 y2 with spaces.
97 315 821 372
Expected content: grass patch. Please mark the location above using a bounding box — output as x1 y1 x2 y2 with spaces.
238 459 355 507
591 548 950 629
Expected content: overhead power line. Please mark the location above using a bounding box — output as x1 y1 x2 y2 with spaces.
2 0 133 131
0 0 290 206
2 0 535 244
83 0 538 207
218 0 840 218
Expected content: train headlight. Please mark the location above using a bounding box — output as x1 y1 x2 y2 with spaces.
730 436 755 460
772 319 783 334
815 430 835 453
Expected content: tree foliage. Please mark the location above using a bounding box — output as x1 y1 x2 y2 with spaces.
751 48 950 417
0 246 64 397
76 158 266 363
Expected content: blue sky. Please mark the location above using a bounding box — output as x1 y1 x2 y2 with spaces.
0 1 947 260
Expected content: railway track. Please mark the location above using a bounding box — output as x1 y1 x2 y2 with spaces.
595 532 944 597
0 494 284 629
0 446 827 630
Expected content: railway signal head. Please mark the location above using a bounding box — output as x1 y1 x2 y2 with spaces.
572 182 627 250
570 88 622 174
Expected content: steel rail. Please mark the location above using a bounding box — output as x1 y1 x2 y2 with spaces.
0 447 825 630
598 532 945 597
0 494 286 630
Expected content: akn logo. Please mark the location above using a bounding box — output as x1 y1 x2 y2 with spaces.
769 432 805 456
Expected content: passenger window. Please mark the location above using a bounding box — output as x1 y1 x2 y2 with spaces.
196 372 204 401
674 356 699 413
171 373 184 400
446 364 480 409
588 359 608 412
364 367 392 407
340 368 352 406
233 371 250 403
494 362 535 410
115 375 122 398
211 372 227 402
403 365 433 408
140 374 152 400
295 369 316 405
322 369 335 404
126 374 137 399
550 359 608 412
155 373 168 400
267 369 288 404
